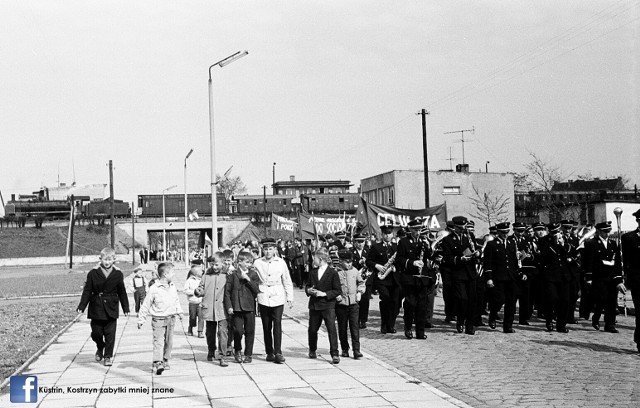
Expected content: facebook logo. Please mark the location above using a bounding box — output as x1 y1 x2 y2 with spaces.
10 376 38 403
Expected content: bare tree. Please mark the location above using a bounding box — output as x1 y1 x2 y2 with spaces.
469 184 511 226
523 151 566 220
216 174 247 200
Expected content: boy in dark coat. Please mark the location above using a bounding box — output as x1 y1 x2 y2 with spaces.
77 247 130 366
305 247 343 364
225 251 261 363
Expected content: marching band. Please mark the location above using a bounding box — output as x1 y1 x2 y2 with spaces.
300 210 639 352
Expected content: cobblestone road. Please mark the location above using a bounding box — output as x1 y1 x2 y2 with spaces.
286 287 640 408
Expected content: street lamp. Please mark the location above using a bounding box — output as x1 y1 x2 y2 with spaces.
184 148 194 267
485 161 490 173
162 184 177 261
208 50 248 251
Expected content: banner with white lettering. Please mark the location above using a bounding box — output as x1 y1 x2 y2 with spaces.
271 213 297 232
298 213 356 240
356 197 446 236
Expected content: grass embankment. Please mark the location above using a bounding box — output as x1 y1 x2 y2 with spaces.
0 265 137 385
0 224 133 258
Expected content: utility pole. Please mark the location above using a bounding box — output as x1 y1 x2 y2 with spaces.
444 126 475 165
263 185 267 235
109 160 115 249
417 109 430 208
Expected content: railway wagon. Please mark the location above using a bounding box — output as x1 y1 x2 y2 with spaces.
234 193 359 215
83 200 130 218
138 193 228 218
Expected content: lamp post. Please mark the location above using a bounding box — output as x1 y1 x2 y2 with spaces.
485 161 490 173
209 50 248 251
184 148 194 267
162 184 177 261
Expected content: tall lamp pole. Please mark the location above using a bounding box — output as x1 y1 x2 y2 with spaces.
162 184 177 261
272 162 276 195
209 50 248 251
184 148 194 267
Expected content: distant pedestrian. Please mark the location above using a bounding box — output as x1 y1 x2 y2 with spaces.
183 265 204 337
137 262 183 375
76 247 130 367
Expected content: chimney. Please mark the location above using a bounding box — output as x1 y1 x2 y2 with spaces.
11 194 16 201
455 164 469 173
290 175 295 182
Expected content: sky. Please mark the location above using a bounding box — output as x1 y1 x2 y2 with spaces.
1 1 638 207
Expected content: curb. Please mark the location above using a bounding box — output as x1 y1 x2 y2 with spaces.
0 313 83 391
1 293 81 301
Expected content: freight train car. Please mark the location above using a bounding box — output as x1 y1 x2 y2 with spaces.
137 193 228 218
233 193 359 215
83 199 130 218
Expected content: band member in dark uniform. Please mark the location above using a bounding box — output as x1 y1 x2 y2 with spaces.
441 216 480 335
583 221 625 333
559 220 581 324
484 222 522 333
366 225 399 334
466 221 485 327
512 222 534 325
396 219 435 339
351 234 371 329
440 221 456 323
539 223 573 333
621 209 640 352
334 231 347 250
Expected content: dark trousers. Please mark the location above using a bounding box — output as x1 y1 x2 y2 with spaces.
292 264 304 288
631 286 640 345
308 307 339 356
489 280 519 330
544 280 570 328
259 304 284 355
579 279 593 319
516 278 530 322
591 280 619 327
566 279 580 322
474 279 486 325
188 303 204 332
133 289 146 313
442 279 455 319
452 278 477 329
425 284 437 324
359 284 373 323
205 320 228 358
377 283 400 331
90 319 117 359
402 284 428 335
336 304 360 352
529 275 545 316
232 311 256 356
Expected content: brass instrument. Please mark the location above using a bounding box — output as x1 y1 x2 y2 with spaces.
577 227 596 249
430 230 450 252
377 251 397 280
414 241 426 277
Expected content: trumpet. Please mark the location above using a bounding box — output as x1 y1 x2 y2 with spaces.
377 251 397 280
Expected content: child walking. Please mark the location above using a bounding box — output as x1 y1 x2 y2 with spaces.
183 265 204 337
131 267 147 316
225 251 260 363
335 249 365 359
195 252 230 367
76 247 130 366
137 263 183 375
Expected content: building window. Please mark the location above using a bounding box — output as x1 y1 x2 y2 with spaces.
253 200 258 205
178 200 183 208
320 188 325 194
443 186 461 195
339 197 344 203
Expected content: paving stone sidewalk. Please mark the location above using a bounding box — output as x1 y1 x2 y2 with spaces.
0 266 470 408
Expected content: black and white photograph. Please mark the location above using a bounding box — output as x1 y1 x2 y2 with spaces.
1 1 639 407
